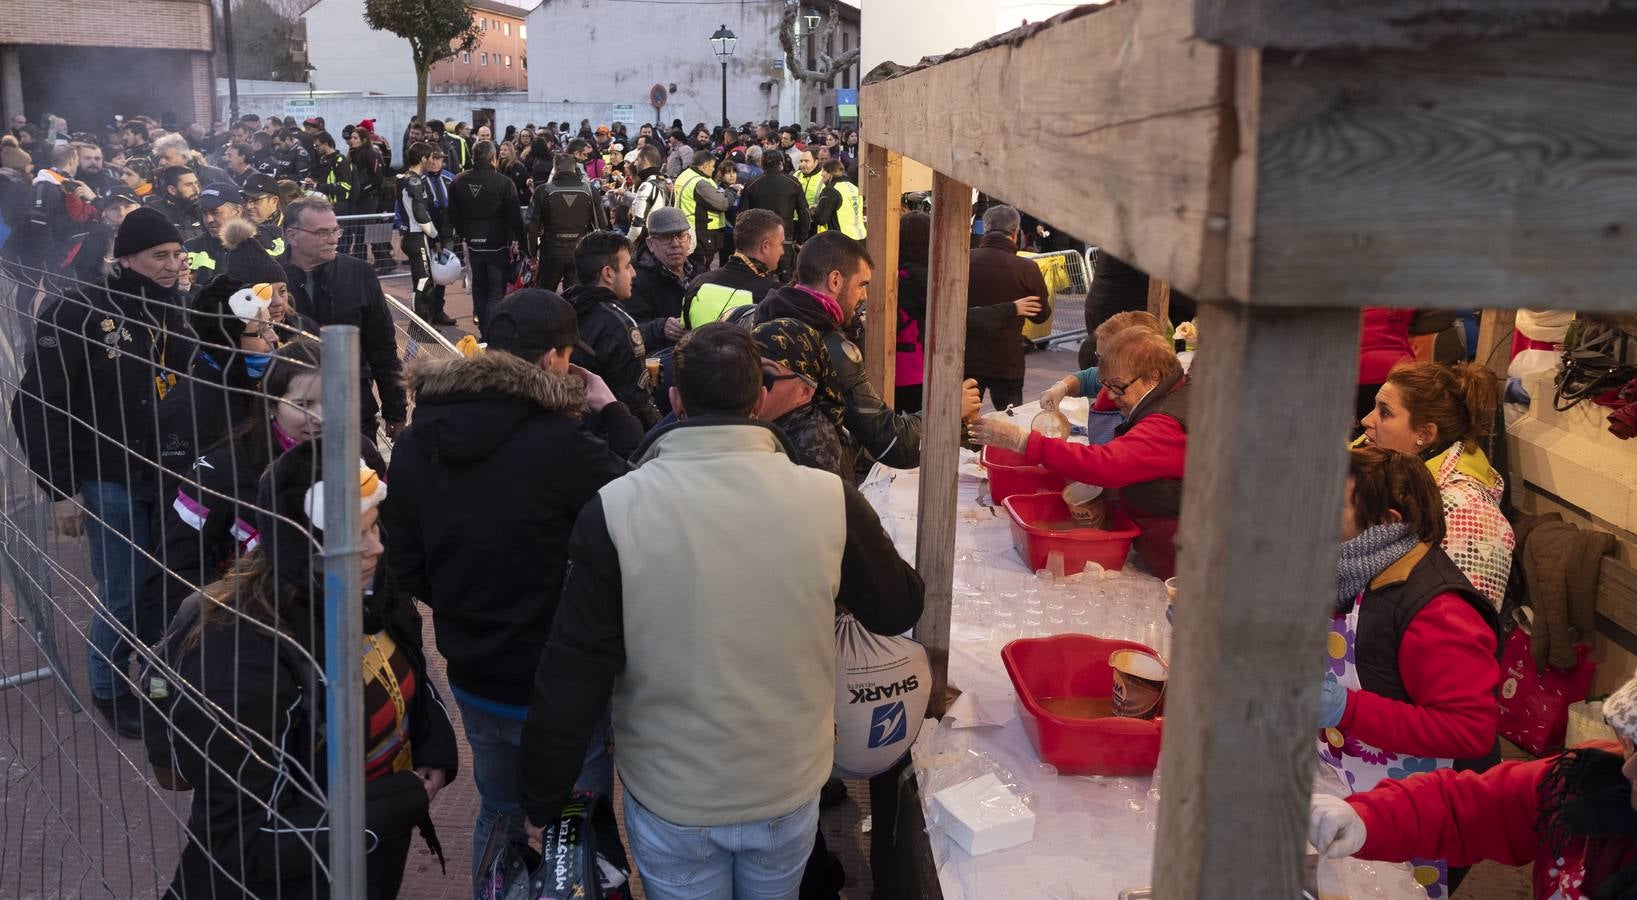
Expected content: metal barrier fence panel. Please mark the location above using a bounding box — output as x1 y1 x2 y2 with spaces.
0 257 366 899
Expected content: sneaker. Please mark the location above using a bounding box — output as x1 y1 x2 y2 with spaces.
92 694 144 739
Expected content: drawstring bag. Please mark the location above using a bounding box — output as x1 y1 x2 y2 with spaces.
834 614 930 778
473 791 630 900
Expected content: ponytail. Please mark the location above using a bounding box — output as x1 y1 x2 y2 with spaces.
1448 361 1499 442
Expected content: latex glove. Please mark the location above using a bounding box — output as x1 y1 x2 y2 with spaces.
1318 677 1349 729
1040 378 1075 412
968 414 1029 454
52 497 84 538
1309 794 1367 859
572 364 616 412
960 378 982 422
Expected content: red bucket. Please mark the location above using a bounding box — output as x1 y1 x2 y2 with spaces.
1002 633 1164 775
981 444 1068 505
1002 491 1140 573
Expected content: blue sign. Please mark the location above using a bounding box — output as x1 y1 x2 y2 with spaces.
868 701 908 748
834 89 858 105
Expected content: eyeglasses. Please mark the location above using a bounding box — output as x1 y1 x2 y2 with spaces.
763 369 814 391
293 226 342 239
1102 377 1133 397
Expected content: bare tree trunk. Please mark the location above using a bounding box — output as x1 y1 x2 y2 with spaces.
416 63 429 125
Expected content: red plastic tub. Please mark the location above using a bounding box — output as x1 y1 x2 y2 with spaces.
1001 633 1164 776
1002 491 1140 573
981 445 1067 505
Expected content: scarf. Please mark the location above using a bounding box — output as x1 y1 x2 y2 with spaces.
733 252 771 277
1537 748 1637 898
1335 522 1417 614
793 284 845 327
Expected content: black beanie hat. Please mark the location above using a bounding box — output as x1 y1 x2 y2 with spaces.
112 206 184 258
190 275 253 348
220 218 287 285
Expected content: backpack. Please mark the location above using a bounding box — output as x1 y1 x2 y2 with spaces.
473 791 631 900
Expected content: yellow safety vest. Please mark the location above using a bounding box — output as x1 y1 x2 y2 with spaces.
833 181 866 240
799 171 824 210
674 167 725 233
683 281 757 330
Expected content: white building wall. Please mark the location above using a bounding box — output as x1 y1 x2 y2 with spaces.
304 0 420 96
528 0 788 127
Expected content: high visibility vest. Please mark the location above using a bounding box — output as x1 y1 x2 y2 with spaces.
674 168 726 233
833 181 866 240
798 171 824 210
683 281 757 330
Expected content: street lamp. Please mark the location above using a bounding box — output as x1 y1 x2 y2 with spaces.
710 23 737 129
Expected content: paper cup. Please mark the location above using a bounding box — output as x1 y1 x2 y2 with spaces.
1164 577 1179 603
1062 482 1106 528
1109 649 1168 719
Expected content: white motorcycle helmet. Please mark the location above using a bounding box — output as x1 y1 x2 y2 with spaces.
430 247 464 286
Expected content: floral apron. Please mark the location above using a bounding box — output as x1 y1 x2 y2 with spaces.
1319 597 1450 898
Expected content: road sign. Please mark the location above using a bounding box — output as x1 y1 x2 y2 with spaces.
836 88 858 120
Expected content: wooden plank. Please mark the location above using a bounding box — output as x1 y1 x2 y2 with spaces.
1244 26 1637 312
862 143 903 400
860 0 1236 300
1192 0 1633 51
1476 309 1517 383
912 172 972 720
1146 277 1172 326
1153 302 1361 897
1598 555 1637 641
1226 47 1260 303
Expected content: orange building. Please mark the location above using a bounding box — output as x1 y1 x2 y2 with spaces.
430 0 529 94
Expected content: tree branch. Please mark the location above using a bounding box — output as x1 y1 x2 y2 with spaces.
778 0 859 86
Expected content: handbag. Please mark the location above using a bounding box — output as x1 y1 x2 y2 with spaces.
1495 608 1597 755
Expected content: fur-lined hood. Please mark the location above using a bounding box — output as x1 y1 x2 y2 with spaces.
407 350 584 416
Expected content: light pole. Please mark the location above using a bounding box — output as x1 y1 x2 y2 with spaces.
710 24 737 129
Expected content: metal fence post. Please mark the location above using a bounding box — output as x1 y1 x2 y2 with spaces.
320 325 364 898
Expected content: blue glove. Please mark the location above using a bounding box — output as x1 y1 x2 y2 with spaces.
1318 677 1349 729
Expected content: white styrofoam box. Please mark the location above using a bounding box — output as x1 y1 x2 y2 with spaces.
931 772 1037 857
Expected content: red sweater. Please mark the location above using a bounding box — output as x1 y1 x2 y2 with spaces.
1350 742 1631 899
1338 591 1500 760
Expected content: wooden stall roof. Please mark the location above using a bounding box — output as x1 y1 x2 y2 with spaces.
860 0 1236 302
1193 0 1637 50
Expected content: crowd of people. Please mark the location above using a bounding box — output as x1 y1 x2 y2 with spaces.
5 103 1620 900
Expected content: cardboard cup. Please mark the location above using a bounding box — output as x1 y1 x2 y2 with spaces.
1109 649 1168 719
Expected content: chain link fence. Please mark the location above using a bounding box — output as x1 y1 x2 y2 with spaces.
0 256 377 899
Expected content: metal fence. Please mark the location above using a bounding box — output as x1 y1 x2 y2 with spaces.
0 257 371 898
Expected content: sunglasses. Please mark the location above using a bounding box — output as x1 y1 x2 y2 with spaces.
763 369 813 391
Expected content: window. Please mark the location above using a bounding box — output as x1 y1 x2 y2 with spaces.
520 25 527 40
504 55 512 67
843 31 851 51
462 50 470 64
842 67 851 89
478 17 486 30
503 21 511 35
480 52 488 66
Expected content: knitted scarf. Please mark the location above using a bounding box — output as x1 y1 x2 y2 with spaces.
1335 522 1417 614
1537 747 1637 898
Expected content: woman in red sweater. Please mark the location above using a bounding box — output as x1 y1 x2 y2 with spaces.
1317 447 1502 897
969 327 1187 577
1312 674 1637 900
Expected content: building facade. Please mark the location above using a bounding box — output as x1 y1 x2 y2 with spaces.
526 0 858 129
304 0 531 98
0 0 215 131
430 1 528 94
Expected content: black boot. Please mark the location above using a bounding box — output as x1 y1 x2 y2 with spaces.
92 694 144 739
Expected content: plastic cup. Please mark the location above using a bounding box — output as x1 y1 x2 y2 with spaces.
1109 649 1168 719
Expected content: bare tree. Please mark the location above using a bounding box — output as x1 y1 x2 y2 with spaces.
778 0 859 87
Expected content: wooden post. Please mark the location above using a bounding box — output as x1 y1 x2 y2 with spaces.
912 172 972 718
862 143 903 399
1153 302 1362 897
1476 308 1517 382
1147 277 1172 326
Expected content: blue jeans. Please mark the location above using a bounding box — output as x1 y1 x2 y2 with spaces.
81 479 155 700
621 791 820 900
467 248 510 338
458 699 613 874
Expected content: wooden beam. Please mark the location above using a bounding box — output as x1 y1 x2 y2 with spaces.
1146 278 1172 326
1193 0 1634 51
1476 309 1518 383
1154 302 1361 897
1243 25 1637 312
862 143 903 400
913 172 972 720
860 0 1236 300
